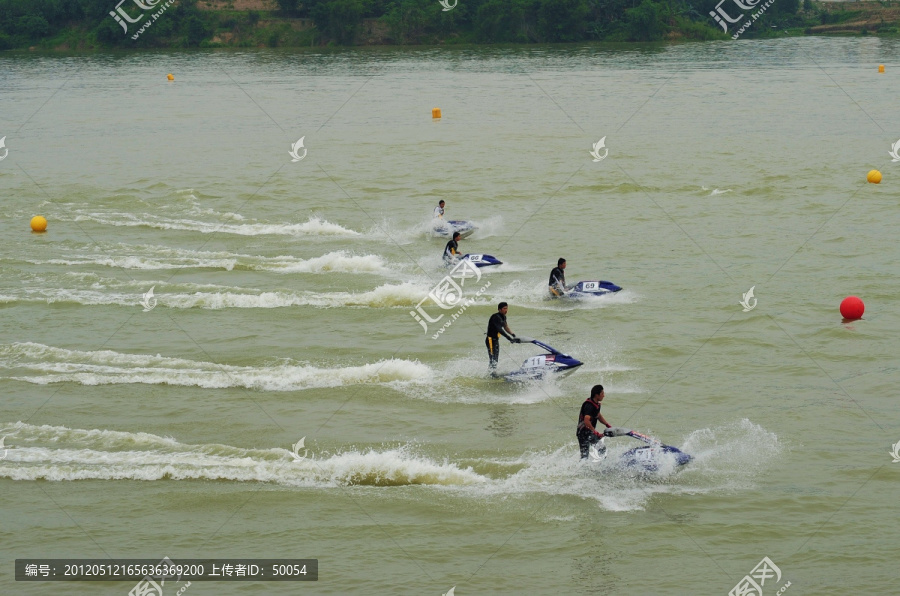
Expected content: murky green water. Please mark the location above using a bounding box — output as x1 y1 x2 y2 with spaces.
2 38 899 594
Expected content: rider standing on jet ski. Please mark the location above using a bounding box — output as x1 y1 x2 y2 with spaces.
443 231 461 265
486 302 519 374
433 200 445 219
577 385 612 459
549 258 568 297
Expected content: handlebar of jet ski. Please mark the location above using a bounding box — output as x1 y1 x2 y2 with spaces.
603 427 632 437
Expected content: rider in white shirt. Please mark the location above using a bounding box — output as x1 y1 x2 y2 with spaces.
433 200 445 219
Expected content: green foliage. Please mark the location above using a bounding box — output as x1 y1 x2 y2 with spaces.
770 0 799 15
625 0 667 41
185 16 209 46
0 0 812 48
475 0 532 42
94 17 124 46
17 15 50 40
384 0 432 43
382 0 467 42
537 0 590 41
672 15 728 39
274 0 301 14
311 0 368 43
819 8 861 25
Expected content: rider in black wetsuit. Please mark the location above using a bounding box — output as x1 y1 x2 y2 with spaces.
443 231 461 264
549 258 567 297
576 385 612 459
486 302 518 373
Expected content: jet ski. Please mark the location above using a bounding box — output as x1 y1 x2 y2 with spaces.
458 254 502 268
434 220 477 239
591 427 692 471
503 337 583 382
564 280 622 298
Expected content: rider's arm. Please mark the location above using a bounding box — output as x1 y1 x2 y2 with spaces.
597 412 611 429
499 325 515 342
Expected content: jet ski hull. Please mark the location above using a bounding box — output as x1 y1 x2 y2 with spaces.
434 220 476 239
564 280 622 298
503 354 583 382
460 254 502 268
621 445 692 470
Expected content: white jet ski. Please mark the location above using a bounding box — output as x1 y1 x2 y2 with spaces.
562 280 622 298
434 220 476 239
503 337 583 382
454 254 502 268
589 427 692 471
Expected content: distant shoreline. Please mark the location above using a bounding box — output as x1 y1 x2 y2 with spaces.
805 1 900 34
4 0 900 52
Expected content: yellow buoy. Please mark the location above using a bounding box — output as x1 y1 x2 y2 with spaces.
167 73 174 81
867 169 882 184
878 64 885 73
432 107 441 119
30 215 47 232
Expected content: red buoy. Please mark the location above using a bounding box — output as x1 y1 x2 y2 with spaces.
840 296 864 320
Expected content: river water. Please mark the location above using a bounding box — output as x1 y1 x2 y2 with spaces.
1 37 899 595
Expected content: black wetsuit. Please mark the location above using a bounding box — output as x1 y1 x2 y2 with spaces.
443 239 459 263
549 266 566 296
576 398 602 459
485 312 514 371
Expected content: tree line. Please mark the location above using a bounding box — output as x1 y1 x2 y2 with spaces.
0 0 805 49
